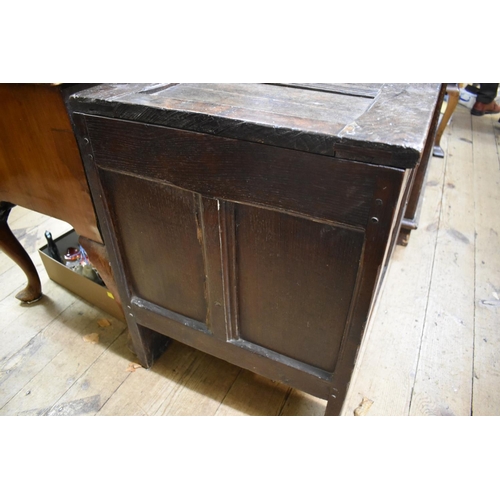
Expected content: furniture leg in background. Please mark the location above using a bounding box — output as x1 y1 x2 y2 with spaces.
398 84 446 246
0 202 42 303
433 83 460 158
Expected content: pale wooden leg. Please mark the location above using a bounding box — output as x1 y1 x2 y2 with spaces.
434 83 460 158
0 202 42 303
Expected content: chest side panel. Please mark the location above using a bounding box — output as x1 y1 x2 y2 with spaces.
98 169 208 324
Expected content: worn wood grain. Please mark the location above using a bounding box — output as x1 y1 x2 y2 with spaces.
0 278 80 371
280 390 327 416
96 340 241 416
96 340 203 416
409 106 475 416
214 369 291 416
45 330 133 416
0 300 125 415
471 113 500 415
84 114 384 229
154 83 371 123
99 171 208 322
271 83 383 98
235 203 363 372
0 298 92 407
71 83 441 168
151 349 241 416
335 84 442 167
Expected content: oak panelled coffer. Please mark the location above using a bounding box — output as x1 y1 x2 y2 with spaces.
68 83 444 415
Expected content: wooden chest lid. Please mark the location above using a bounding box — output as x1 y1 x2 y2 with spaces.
70 83 442 169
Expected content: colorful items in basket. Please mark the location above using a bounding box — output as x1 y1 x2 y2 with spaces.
64 245 105 286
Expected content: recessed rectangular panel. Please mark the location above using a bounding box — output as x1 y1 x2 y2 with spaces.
99 169 207 323
235 204 364 373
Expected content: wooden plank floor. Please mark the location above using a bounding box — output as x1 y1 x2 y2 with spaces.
1 104 499 416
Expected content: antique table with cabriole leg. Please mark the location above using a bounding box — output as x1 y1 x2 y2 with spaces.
0 84 120 305
69 83 445 416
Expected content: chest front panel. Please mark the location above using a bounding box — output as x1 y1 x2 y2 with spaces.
82 114 405 398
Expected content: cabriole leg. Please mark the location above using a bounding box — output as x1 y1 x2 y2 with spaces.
0 202 42 303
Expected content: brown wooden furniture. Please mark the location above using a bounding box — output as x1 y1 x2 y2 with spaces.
0 84 119 304
399 84 447 245
69 83 444 416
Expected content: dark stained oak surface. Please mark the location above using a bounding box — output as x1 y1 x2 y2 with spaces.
83 114 393 229
98 171 208 323
71 83 441 169
235 204 364 373
69 83 443 415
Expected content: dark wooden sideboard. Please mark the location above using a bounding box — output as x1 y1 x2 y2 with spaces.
68 83 444 416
